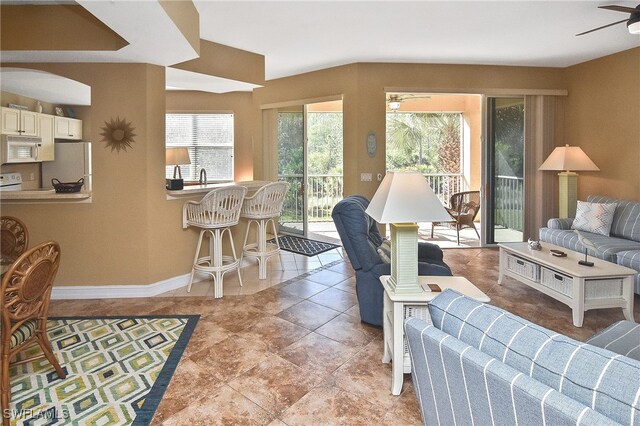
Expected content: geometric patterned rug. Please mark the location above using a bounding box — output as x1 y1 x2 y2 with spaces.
269 235 340 257
8 315 199 425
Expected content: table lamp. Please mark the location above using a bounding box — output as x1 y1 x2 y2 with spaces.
538 144 599 218
166 147 191 190
365 171 451 293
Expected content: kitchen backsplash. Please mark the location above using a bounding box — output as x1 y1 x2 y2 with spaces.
0 163 40 190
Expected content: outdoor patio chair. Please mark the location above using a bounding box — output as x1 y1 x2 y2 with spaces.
431 190 481 245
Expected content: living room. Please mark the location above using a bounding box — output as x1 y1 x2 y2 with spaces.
1 1 639 425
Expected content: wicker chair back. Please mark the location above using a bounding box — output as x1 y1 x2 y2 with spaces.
241 181 290 220
1 216 28 266
183 186 248 229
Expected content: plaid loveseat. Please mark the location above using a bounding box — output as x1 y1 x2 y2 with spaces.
405 289 640 426
539 195 640 294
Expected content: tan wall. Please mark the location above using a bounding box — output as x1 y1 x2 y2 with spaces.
0 63 204 287
563 47 640 200
254 62 565 200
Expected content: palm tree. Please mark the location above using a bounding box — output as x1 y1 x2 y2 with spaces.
386 113 432 166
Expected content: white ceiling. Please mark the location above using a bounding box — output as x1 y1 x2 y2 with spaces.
195 0 640 80
0 67 91 105
1 0 638 97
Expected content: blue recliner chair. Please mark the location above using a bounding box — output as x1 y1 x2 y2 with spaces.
332 195 452 326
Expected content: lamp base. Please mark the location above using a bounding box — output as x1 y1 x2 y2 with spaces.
389 223 422 293
558 172 578 219
166 178 184 190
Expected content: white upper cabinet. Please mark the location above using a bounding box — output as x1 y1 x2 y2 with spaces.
54 116 83 140
1 107 38 136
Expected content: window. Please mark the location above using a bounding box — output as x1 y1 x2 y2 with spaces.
165 113 234 181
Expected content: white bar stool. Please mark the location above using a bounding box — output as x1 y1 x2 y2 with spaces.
240 181 290 279
183 185 247 298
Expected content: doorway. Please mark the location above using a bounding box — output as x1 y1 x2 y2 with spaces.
385 93 482 248
277 100 343 242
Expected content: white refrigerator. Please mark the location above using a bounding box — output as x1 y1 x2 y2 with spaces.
41 142 92 191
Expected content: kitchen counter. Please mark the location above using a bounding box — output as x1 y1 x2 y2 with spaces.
0 188 92 203
166 180 270 199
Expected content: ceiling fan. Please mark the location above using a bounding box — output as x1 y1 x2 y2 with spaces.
577 4 640 36
387 94 432 111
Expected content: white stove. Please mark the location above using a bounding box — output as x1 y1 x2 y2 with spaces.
0 172 23 191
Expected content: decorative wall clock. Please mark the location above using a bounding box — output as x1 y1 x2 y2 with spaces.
100 116 136 153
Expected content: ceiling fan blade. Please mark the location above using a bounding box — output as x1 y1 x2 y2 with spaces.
576 18 628 36
599 5 638 13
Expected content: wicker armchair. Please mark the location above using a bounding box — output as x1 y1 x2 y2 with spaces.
1 216 28 267
240 181 290 279
1 241 66 426
183 186 247 297
431 191 481 245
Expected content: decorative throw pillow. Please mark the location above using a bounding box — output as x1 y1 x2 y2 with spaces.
377 239 391 263
571 201 617 236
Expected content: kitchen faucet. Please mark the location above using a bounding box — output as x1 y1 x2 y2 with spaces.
199 168 207 185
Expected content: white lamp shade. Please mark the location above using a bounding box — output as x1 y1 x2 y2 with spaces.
388 101 401 111
166 147 191 166
538 145 599 172
366 171 451 223
629 20 640 34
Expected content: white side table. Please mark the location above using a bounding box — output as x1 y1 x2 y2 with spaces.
380 275 490 395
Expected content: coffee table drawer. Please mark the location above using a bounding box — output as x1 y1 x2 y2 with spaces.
540 267 572 296
540 267 625 300
506 254 540 282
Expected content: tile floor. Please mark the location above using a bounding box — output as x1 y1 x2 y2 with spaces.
47 248 640 425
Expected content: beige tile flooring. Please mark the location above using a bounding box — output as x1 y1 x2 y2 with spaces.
47 248 639 425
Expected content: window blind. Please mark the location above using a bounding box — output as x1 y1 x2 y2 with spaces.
165 113 234 181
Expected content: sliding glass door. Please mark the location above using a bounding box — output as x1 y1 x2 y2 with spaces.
276 100 344 240
277 106 306 236
486 97 525 243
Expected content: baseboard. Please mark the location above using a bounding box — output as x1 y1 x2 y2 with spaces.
51 273 191 300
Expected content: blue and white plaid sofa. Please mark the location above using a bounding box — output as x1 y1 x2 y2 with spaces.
405 289 640 426
539 195 640 294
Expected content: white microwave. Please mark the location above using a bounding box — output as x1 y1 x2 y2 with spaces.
1 135 43 164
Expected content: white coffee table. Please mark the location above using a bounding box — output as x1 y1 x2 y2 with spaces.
498 242 636 327
380 275 490 396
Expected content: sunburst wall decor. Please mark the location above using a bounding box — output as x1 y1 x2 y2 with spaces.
100 116 137 153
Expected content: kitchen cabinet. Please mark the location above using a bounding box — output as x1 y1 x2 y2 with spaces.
37 113 55 161
54 116 83 140
1 107 38 136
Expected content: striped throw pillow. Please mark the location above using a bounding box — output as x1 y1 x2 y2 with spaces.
571 200 617 236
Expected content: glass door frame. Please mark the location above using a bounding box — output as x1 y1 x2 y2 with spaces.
277 106 308 237
272 96 344 240
482 95 526 245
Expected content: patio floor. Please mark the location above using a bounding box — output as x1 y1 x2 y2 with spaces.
302 221 484 249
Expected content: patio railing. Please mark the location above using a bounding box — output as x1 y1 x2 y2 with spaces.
423 173 467 204
279 174 343 223
279 172 469 224
495 175 524 232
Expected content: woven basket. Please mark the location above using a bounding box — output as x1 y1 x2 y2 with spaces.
52 178 84 193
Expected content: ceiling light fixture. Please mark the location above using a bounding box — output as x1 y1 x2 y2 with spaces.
388 95 401 111
388 101 401 111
